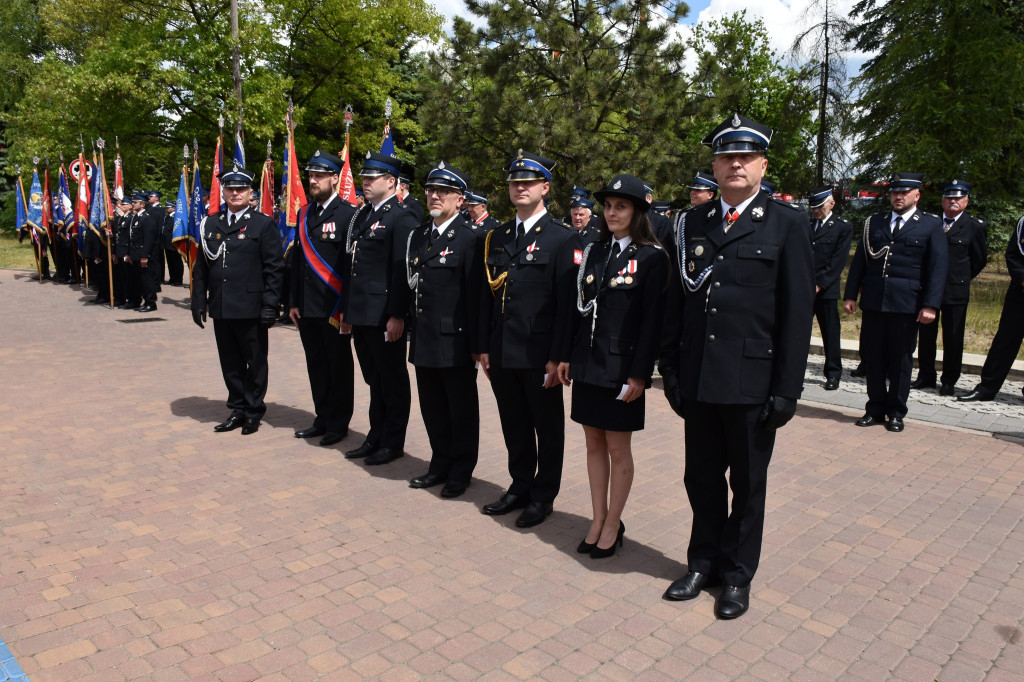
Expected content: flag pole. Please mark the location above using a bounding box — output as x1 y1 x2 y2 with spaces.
97 138 115 307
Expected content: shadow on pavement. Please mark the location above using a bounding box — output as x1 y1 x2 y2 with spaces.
170 395 316 430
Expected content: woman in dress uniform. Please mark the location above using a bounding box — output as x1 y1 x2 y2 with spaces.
556 174 669 558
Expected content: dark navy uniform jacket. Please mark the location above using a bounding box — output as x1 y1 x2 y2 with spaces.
341 195 419 327
406 216 485 368
115 214 130 259
940 212 987 305
289 195 356 318
128 210 160 262
662 192 816 404
191 210 285 319
844 209 948 313
810 213 853 299
563 240 669 388
480 213 581 369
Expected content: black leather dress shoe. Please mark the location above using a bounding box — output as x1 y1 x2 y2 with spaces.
440 481 469 498
910 377 936 390
885 416 904 432
319 431 346 447
663 571 721 601
344 442 378 459
958 389 994 402
365 448 403 465
515 501 553 528
824 378 840 391
939 384 956 396
855 414 883 427
294 425 325 439
241 419 260 435
715 585 750 619
213 415 245 432
410 472 445 489
482 493 528 516
850 366 866 378
136 304 157 313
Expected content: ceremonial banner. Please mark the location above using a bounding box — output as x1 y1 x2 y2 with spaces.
209 134 223 215
42 166 53 243
15 175 28 234
259 157 275 217
26 169 44 231
339 139 357 206
171 165 194 262
279 125 306 256
234 131 246 168
55 165 72 229
187 157 206 262
113 151 124 201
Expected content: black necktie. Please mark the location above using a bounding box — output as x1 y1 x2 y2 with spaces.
516 223 525 248
813 219 821 232
892 216 902 237
610 241 621 260
230 214 237 227
315 204 323 218
431 228 441 243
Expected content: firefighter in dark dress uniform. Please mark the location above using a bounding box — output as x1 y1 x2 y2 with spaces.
399 162 425 222
340 152 419 465
568 190 600 245
556 174 669 559
191 164 285 435
643 181 675 256
405 162 486 498
660 114 816 619
478 150 581 528
687 171 718 207
288 150 357 447
115 198 133 306
960 215 1024 402
843 172 947 431
808 186 853 390
463 190 501 233
129 192 161 312
911 180 987 395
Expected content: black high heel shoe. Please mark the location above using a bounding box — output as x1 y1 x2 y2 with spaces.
590 521 625 559
576 537 598 554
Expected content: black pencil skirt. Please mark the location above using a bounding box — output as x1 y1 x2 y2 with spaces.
570 381 645 432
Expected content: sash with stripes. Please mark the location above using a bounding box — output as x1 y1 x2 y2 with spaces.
298 204 344 328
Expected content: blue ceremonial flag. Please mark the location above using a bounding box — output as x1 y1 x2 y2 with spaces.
234 132 245 168
55 165 72 227
15 176 28 233
171 167 189 248
88 159 107 230
379 121 395 157
188 159 206 250
26 169 44 229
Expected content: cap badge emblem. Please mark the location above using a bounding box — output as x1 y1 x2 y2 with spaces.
232 162 241 172
732 113 741 127
516 149 524 161
438 161 446 169
613 180 622 189
366 151 372 159
952 179 959 185
314 150 320 157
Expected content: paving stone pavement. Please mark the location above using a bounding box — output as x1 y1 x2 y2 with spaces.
1 268 1023 682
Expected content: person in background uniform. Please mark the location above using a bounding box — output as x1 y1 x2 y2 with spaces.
843 172 947 431
355 188 365 209
958 217 1024 402
191 164 284 435
478 150 580 528
163 200 185 286
808 186 853 390
145 191 165 289
660 114 815 619
406 162 486 499
651 200 672 219
55 212 74 283
687 171 718 207
249 191 260 212
569 189 600 244
115 197 134 306
202 191 211 214
642 181 675 254
83 212 110 304
127 192 160 312
340 152 419 465
911 180 987 396
463 190 500 233
760 179 776 196
556 174 669 559
398 162 425 222
288 150 356 447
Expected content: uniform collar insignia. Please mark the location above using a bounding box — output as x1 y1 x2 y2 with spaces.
707 206 717 219
751 206 764 219
243 213 250 220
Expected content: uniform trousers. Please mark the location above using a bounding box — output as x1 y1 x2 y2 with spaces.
165 248 184 284
351 325 410 451
93 258 110 301
415 365 479 485
297 317 354 433
977 284 1024 394
156 248 166 283
683 400 776 587
111 261 125 304
814 297 843 381
139 261 158 306
488 366 564 504
916 303 968 385
56 239 73 281
212 318 270 420
125 261 143 305
861 310 918 419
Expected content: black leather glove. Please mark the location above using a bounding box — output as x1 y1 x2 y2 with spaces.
660 365 685 419
259 305 277 329
192 308 206 329
758 396 797 430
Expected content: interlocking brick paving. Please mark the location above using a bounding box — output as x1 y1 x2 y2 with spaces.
1 269 1022 681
